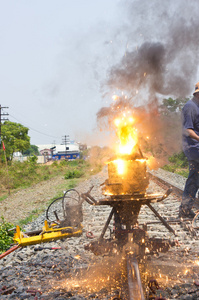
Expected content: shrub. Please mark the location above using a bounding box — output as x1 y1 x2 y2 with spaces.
64 169 84 179
0 217 14 254
162 151 188 177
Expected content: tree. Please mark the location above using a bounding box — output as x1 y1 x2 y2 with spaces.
160 97 189 114
1 121 30 160
23 145 39 156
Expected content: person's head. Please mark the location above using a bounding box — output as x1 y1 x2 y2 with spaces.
193 81 199 98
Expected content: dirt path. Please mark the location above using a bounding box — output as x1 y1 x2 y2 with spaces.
0 176 67 224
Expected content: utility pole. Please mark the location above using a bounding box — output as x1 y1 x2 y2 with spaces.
62 135 70 152
0 105 9 149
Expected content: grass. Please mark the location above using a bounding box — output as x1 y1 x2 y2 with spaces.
17 209 41 227
0 148 109 252
0 195 8 202
16 178 81 228
0 157 102 197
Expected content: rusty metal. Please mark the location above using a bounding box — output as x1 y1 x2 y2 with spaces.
26 288 42 296
147 238 176 254
148 279 160 294
126 253 145 300
82 183 176 299
0 244 20 260
146 203 175 235
86 231 95 239
109 290 122 299
83 187 176 257
104 146 149 196
99 208 114 240
81 150 180 299
0 286 16 295
84 239 118 256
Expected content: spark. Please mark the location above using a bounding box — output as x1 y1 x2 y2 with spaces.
112 95 118 101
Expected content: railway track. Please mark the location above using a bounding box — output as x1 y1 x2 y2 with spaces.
80 170 199 300
104 171 199 300
1 169 199 299
129 171 199 300
148 171 199 209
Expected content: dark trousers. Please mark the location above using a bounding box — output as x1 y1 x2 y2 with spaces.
180 160 199 211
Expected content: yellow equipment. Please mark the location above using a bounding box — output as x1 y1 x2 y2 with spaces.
13 220 83 247
0 189 83 259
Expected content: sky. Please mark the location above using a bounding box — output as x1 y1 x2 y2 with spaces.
0 0 123 146
1 0 199 147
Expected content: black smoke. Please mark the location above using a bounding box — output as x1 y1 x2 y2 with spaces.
97 0 199 166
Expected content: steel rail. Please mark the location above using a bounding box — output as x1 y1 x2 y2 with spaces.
148 171 199 209
126 253 145 300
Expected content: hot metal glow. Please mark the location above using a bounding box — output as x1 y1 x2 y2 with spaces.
113 159 125 175
114 115 138 155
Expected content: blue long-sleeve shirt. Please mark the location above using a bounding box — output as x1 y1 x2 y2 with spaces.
182 97 199 161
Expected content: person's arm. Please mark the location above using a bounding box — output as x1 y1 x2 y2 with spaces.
186 128 199 142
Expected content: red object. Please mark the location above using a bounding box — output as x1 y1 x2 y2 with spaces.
2 141 5 151
27 289 42 295
86 231 95 239
0 244 20 260
0 286 16 295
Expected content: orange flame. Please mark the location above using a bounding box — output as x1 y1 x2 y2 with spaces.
114 115 138 155
112 159 125 175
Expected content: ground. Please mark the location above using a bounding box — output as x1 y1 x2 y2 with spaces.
0 175 67 225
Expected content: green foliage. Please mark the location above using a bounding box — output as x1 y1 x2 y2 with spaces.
52 161 58 167
1 121 30 160
0 156 93 194
66 160 79 167
168 152 188 168
27 155 38 164
8 160 38 189
140 97 189 160
0 195 8 202
23 145 40 156
161 97 188 113
162 151 188 177
64 169 84 179
0 217 14 254
63 159 91 179
18 209 40 227
66 159 89 167
67 180 77 189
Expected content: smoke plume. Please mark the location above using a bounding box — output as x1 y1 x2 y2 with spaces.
97 0 199 166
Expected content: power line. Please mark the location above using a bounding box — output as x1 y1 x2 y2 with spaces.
62 135 70 145
9 113 59 139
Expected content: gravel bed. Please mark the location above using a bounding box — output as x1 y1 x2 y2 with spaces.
1 168 199 299
150 168 187 190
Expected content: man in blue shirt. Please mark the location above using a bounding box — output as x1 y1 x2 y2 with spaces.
179 82 199 219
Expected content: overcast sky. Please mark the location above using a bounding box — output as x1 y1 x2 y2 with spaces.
0 0 123 146
1 0 199 147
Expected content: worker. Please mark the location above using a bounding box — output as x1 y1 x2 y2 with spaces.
179 81 199 219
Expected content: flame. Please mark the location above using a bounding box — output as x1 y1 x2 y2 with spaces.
114 115 138 155
112 159 125 175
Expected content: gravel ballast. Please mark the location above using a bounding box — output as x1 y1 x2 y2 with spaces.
1 168 199 299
